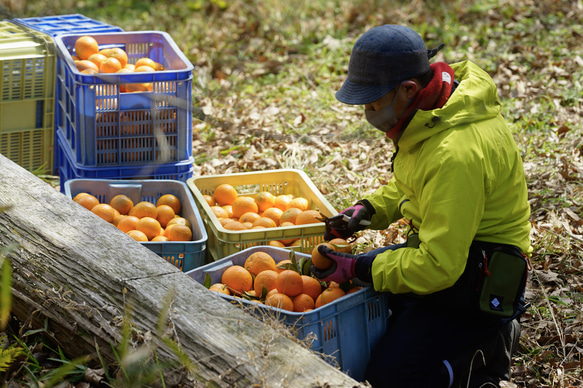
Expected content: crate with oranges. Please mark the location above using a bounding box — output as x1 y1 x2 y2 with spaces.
186 169 338 262
65 179 207 272
186 246 390 382
53 31 194 169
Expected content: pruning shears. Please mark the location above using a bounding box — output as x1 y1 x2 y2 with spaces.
317 212 371 240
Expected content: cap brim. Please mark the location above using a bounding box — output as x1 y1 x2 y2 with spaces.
335 78 398 105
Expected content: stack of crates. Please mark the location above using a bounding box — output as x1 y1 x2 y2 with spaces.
53 30 195 193
0 21 55 173
1 14 123 175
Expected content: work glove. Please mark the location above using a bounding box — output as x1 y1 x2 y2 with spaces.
323 201 373 241
311 245 395 284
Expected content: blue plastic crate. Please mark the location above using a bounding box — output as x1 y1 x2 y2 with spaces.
13 14 123 37
185 246 390 382
56 128 194 193
54 31 193 168
65 178 207 272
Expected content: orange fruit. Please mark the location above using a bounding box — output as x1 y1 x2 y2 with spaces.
91 203 116 223
135 65 154 72
293 293 315 312
73 192 89 201
125 82 153 92
74 36 99 60
154 62 165 71
239 211 261 224
289 239 303 248
210 206 229 219
151 235 169 242
219 218 235 227
134 57 157 70
255 191 276 212
203 194 216 207
265 292 294 311
328 238 352 253
295 210 324 225
262 207 283 226
112 214 125 226
105 47 128 68
273 194 293 211
222 205 233 218
209 283 231 295
311 242 335 270
279 207 303 225
315 287 346 308
347 286 364 294
156 194 181 214
81 68 99 74
129 201 158 219
275 259 293 273
213 184 238 206
136 217 162 240
87 53 106 68
224 221 247 231
167 217 191 229
221 265 253 295
287 197 310 211
124 63 135 71
117 215 140 233
98 48 111 56
268 240 286 248
252 217 277 228
166 224 192 242
253 269 279 296
75 60 99 73
127 229 148 242
301 275 323 302
276 270 303 297
75 193 99 210
244 251 277 276
100 57 122 73
232 196 258 219
110 194 134 215
242 222 253 229
156 204 176 227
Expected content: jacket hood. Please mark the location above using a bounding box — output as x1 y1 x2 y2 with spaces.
397 61 502 150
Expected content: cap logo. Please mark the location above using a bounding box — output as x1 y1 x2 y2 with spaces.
441 71 452 85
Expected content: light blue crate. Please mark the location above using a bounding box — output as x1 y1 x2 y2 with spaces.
185 246 390 381
65 178 207 272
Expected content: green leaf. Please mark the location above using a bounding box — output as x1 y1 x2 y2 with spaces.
203 273 212 288
0 258 12 331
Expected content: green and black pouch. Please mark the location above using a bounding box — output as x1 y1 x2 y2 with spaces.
478 247 530 318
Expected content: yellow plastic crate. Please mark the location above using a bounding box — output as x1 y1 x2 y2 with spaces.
0 21 55 173
187 169 338 261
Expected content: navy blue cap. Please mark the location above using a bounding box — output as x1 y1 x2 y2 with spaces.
336 25 443 105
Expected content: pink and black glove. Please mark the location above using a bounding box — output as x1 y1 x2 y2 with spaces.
310 244 395 284
323 200 374 241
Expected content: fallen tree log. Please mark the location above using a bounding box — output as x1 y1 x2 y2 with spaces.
0 155 362 387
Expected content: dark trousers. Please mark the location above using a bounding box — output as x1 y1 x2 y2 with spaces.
362 243 519 387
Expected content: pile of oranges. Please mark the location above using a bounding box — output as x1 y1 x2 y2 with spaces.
203 183 325 248
208 250 360 312
73 192 192 242
72 35 164 92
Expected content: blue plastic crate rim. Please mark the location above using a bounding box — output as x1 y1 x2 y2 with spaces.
13 14 123 37
54 31 193 84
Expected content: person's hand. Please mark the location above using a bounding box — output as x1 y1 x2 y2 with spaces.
323 203 372 240
310 245 358 284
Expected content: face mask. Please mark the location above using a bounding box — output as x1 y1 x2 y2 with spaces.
365 83 402 133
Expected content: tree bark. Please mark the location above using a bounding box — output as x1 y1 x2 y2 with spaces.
0 155 362 387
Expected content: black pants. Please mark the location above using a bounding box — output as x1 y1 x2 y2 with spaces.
364 297 514 387
363 242 522 387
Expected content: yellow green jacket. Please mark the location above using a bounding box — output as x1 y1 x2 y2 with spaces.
366 61 532 295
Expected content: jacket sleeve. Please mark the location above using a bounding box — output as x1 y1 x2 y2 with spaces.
362 178 404 230
369 142 487 295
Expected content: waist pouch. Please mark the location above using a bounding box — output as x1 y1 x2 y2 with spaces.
478 246 529 318
402 236 529 319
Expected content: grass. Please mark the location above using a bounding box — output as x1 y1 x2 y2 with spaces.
2 0 583 386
